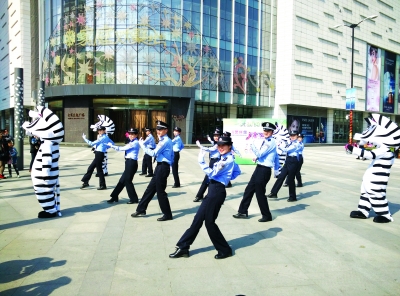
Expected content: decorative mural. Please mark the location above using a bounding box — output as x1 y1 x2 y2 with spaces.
42 0 273 95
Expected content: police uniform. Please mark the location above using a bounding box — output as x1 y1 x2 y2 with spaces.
172 127 184 188
222 131 241 188
268 130 301 202
139 127 155 177
194 128 222 202
169 136 241 259
81 126 114 190
107 128 140 204
131 121 174 221
295 134 304 187
233 122 278 222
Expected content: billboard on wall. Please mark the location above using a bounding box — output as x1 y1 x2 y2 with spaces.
383 51 396 113
288 115 327 144
223 118 287 165
366 45 381 112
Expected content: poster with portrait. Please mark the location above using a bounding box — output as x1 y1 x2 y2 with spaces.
366 45 381 112
382 51 396 113
223 118 287 165
288 115 327 144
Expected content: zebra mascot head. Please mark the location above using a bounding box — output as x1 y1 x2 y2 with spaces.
354 113 400 149
23 106 64 142
273 122 290 147
90 115 115 135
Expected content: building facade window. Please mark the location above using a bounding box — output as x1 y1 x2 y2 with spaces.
193 103 227 144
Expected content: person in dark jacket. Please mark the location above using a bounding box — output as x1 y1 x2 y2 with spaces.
29 136 41 172
0 130 10 179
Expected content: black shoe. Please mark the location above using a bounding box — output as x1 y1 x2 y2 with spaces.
145 174 154 177
97 186 107 190
282 184 288 187
373 216 392 223
287 198 297 202
104 173 108 176
38 211 58 218
214 252 232 259
80 183 89 189
139 173 146 176
350 210 367 219
193 196 203 202
232 213 248 219
169 248 189 258
267 193 277 198
296 184 303 187
258 215 272 222
107 197 118 203
157 215 173 221
127 200 138 204
226 183 232 188
172 185 180 188
131 211 146 217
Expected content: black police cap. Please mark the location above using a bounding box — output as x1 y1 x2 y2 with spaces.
289 130 299 135
262 122 276 131
174 127 181 132
217 136 233 145
156 120 169 130
127 128 138 134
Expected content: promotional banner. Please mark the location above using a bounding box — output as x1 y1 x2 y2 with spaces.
366 45 381 112
223 118 287 165
383 51 396 113
288 115 327 144
346 88 356 110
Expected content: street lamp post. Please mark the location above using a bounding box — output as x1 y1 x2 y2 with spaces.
333 15 378 144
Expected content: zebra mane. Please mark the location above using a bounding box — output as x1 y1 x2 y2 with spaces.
27 106 64 143
362 113 400 149
90 115 115 135
273 122 290 145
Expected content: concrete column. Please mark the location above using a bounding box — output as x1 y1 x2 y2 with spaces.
14 68 24 170
0 111 5 129
327 109 334 144
38 80 45 106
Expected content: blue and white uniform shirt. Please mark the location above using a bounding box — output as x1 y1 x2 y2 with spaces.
198 151 241 186
199 143 220 159
283 140 302 160
298 141 304 157
109 138 140 160
250 136 277 168
143 133 156 149
140 134 174 165
172 135 184 152
84 134 114 152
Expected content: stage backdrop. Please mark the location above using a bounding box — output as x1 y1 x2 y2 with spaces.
223 118 286 165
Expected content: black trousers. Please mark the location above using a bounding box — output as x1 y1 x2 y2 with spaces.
111 159 138 202
172 151 180 186
196 158 219 198
82 151 105 186
141 153 153 175
238 165 272 217
177 180 231 255
295 155 303 185
271 156 299 200
136 162 172 218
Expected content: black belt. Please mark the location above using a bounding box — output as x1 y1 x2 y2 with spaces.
257 164 271 168
125 158 137 161
288 156 297 158
211 157 219 160
210 179 220 184
157 162 170 165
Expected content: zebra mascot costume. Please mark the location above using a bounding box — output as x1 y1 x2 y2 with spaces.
273 123 290 174
22 106 64 218
90 115 115 176
345 113 400 223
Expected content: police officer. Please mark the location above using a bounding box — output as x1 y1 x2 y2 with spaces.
194 128 222 202
222 131 241 188
295 133 304 187
267 130 301 202
107 128 140 204
131 120 174 221
233 122 278 222
172 127 184 188
81 126 114 190
169 135 241 259
139 127 155 177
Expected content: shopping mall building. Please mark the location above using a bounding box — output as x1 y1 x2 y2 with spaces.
1 0 400 143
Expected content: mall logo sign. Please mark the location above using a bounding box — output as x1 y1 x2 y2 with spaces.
67 113 85 120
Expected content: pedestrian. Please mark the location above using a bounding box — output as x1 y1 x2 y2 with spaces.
81 126 114 190
139 127 155 177
283 133 304 187
169 135 241 259
107 128 140 204
0 130 10 179
29 135 41 173
7 140 20 178
267 130 301 202
3 129 13 142
171 126 184 188
222 131 241 188
194 128 222 202
131 120 174 221
233 122 278 222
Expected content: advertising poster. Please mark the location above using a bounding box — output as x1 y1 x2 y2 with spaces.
383 51 396 113
366 45 381 112
223 118 287 165
288 115 327 144
345 88 356 110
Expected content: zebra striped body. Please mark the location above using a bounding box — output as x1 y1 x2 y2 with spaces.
273 123 290 172
22 106 64 217
351 114 400 221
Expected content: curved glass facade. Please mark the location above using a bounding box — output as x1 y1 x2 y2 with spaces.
41 0 274 106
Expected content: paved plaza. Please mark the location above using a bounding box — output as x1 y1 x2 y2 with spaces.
1 144 400 295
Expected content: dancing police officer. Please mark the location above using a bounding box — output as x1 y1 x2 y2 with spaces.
172 127 184 188
139 127 156 177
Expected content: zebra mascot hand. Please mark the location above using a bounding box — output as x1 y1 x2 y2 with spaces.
22 106 64 218
89 115 115 176
347 114 400 223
